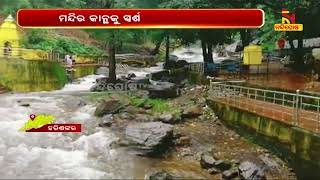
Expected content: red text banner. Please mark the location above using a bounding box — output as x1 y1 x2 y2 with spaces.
26 124 82 132
17 9 264 29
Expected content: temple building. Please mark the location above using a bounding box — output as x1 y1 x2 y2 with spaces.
0 15 21 56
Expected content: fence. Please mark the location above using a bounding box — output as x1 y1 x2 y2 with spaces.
209 81 320 133
188 62 204 73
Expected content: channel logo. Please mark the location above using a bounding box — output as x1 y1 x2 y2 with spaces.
274 8 303 31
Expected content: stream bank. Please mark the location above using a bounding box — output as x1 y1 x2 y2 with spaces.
87 85 296 179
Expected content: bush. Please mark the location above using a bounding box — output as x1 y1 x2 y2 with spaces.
23 29 104 56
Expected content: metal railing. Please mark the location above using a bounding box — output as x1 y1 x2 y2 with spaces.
209 81 320 132
0 47 59 61
188 62 204 73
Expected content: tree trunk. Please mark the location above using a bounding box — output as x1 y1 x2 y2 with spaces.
208 42 213 62
108 32 116 82
289 32 305 72
165 33 170 65
201 39 208 62
240 29 250 50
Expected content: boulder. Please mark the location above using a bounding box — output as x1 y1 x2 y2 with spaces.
20 103 30 107
127 73 136 79
148 82 179 99
145 170 173 180
62 97 87 110
175 136 191 146
129 77 150 89
125 122 174 156
200 153 217 169
222 167 238 179
182 105 203 118
207 167 220 175
259 155 280 172
150 70 170 81
238 161 266 180
214 160 232 171
158 113 181 124
98 114 113 127
94 99 123 117
200 153 232 172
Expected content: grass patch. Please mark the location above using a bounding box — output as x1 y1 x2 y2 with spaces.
128 96 181 116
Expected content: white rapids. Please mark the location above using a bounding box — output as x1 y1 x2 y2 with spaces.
0 74 139 179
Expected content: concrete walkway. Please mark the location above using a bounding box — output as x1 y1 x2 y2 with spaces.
211 96 320 134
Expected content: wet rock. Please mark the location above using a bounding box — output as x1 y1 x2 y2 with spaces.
200 153 232 172
238 161 266 180
148 82 179 99
125 122 174 156
123 106 138 114
207 167 220 174
200 153 217 169
98 114 113 127
259 155 280 172
175 136 191 146
150 70 170 81
182 105 203 118
214 160 232 171
20 103 30 107
145 170 173 180
129 77 150 87
127 73 136 79
158 113 180 124
222 167 238 179
62 97 87 110
94 99 123 117
135 113 151 122
179 148 193 157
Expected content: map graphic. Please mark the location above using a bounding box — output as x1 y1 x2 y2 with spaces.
19 114 55 131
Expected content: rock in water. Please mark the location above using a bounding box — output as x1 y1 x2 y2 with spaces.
94 99 123 117
20 103 30 107
98 114 113 127
150 70 170 81
148 82 179 99
145 170 173 180
239 161 266 180
125 122 174 156
63 97 87 110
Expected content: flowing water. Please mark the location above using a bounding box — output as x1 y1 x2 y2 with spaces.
0 59 162 179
